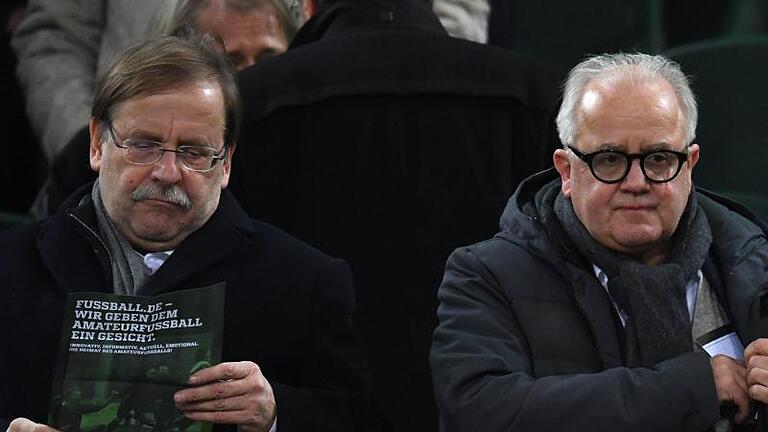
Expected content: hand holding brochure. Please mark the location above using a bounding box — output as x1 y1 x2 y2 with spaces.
49 283 225 432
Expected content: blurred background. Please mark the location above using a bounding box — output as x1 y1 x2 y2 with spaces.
4 0 768 220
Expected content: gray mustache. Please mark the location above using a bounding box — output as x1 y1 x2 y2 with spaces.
131 183 192 210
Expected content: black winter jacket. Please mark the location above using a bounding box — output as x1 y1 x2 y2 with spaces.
431 169 768 432
0 186 379 431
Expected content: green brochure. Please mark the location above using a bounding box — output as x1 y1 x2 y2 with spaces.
49 283 225 432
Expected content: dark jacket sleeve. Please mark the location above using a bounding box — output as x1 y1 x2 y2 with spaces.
430 247 721 432
30 125 95 219
0 297 8 430
0 231 13 428
271 258 386 431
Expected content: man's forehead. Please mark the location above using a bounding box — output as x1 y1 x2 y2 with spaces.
579 71 679 112
110 84 226 139
574 73 684 138
112 81 224 114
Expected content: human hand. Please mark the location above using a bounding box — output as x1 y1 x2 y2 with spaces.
174 361 276 432
745 338 768 404
6 418 61 431
711 354 750 424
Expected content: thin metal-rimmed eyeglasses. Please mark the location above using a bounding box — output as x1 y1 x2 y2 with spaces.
106 120 227 173
568 146 689 184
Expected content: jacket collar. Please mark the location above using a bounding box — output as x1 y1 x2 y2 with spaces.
290 0 446 48
141 190 257 296
37 183 257 297
492 169 624 367
499 168 768 366
499 168 768 259
695 191 768 343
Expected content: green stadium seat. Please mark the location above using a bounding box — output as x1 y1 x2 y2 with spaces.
489 0 664 70
666 35 768 222
0 211 30 231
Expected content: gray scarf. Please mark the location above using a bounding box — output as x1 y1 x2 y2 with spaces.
91 180 153 295
554 192 713 367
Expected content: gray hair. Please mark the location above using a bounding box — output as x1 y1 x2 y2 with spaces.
555 53 697 146
149 0 302 42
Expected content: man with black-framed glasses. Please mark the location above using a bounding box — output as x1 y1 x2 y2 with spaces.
432 53 768 431
0 34 381 432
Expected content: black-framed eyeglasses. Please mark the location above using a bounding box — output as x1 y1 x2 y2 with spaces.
106 120 227 173
568 146 689 184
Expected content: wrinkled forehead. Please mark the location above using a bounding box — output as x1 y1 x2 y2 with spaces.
574 72 686 146
106 70 216 110
579 70 682 116
110 83 226 143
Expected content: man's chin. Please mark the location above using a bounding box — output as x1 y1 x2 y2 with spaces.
126 221 185 251
610 230 668 260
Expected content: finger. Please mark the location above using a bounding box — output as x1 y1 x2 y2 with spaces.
748 355 768 373
182 401 275 427
712 355 745 389
748 363 768 388
732 363 749 395
178 392 252 413
750 383 768 404
187 361 259 385
745 339 768 363
730 378 750 424
7 418 59 432
712 355 748 402
175 376 256 406
733 388 752 424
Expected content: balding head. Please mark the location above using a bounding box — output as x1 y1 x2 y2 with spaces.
556 53 697 147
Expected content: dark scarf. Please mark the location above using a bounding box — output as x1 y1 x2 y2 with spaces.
91 180 153 295
554 192 713 367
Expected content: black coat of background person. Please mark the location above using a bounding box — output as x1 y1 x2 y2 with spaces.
32 126 93 218
227 0 563 430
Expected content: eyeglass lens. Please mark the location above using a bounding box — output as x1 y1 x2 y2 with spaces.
591 151 682 182
124 141 219 172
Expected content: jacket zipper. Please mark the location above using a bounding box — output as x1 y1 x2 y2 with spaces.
67 211 115 283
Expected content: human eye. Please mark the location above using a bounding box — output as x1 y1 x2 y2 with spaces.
594 151 624 166
646 151 674 166
180 146 215 159
179 146 217 169
127 139 161 151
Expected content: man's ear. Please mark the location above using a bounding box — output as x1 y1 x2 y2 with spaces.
89 118 104 172
553 148 573 198
687 143 701 170
303 0 318 20
220 142 236 189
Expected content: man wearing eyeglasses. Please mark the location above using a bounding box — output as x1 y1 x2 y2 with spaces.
0 35 378 432
431 53 768 431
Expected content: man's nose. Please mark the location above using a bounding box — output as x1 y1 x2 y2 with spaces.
151 151 182 184
620 158 650 192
